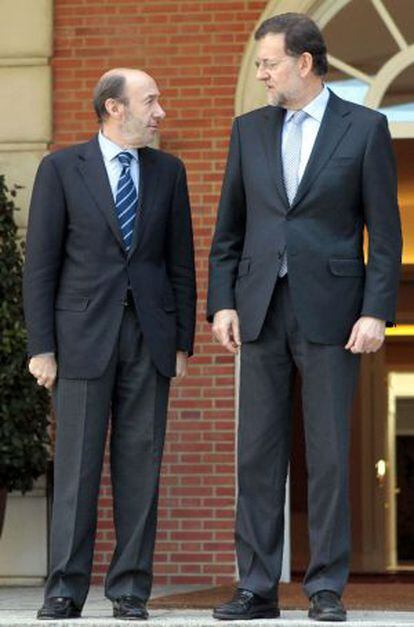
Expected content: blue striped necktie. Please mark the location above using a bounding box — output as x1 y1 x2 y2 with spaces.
115 151 138 251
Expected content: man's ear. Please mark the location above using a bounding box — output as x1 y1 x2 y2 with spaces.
299 51 314 77
104 98 124 119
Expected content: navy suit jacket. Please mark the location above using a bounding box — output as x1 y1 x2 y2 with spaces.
208 91 402 344
24 135 197 379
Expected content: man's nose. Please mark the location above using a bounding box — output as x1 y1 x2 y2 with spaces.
155 103 166 119
256 66 268 81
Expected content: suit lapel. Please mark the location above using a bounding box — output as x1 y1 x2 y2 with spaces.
261 106 289 208
128 147 159 258
76 135 125 250
291 91 351 209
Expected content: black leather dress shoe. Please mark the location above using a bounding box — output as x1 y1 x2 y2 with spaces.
308 590 346 622
113 595 148 620
213 589 280 620
37 596 81 620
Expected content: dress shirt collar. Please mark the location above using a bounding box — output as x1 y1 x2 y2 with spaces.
284 84 330 123
98 130 138 163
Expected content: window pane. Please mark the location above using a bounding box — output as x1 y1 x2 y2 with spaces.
323 0 398 75
325 66 354 85
327 78 369 106
380 65 414 121
383 0 414 45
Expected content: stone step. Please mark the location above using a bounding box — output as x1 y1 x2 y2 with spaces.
1 610 414 625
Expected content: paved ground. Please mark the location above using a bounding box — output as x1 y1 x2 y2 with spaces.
1 587 414 626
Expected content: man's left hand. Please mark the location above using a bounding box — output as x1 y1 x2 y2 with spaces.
345 316 386 354
175 350 188 379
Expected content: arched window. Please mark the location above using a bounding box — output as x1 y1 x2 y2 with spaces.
322 0 414 138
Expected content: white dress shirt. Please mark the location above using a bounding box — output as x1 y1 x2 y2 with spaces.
282 85 330 182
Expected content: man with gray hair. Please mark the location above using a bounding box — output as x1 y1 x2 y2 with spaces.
24 68 196 620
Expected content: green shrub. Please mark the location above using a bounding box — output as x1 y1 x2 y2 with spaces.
0 174 50 493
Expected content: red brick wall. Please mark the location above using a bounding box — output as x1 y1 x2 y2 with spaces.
53 0 265 586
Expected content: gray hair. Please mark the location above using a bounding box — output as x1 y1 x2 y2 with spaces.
93 73 128 123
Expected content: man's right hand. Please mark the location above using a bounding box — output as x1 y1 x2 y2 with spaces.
28 354 57 390
212 309 241 354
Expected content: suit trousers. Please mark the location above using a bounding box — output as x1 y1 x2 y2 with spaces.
44 304 170 608
236 277 360 599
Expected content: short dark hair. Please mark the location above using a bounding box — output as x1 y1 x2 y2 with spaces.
93 73 128 123
254 12 328 76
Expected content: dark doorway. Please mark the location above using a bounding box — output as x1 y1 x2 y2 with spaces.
396 398 414 563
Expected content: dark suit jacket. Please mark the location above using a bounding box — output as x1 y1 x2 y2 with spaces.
23 135 196 379
207 91 402 344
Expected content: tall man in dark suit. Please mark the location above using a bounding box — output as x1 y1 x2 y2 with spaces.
24 68 196 621
208 14 401 622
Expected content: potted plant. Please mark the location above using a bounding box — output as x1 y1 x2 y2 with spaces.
0 174 50 536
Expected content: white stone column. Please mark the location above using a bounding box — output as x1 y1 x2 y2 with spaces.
0 0 53 583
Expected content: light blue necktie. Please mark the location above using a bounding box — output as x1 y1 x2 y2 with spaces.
279 110 308 276
115 152 138 251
